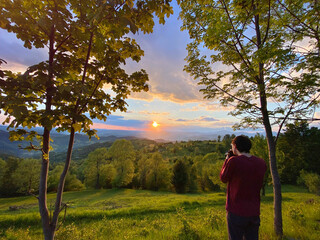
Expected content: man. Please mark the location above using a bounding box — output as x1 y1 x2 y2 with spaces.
220 135 267 240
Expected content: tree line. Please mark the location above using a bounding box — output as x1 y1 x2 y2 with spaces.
1 122 319 197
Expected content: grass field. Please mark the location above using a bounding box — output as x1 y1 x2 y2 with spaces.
0 186 319 240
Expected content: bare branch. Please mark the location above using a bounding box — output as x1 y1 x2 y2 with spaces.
28 190 39 200
56 202 69 231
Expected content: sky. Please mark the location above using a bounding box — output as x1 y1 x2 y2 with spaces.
1 1 319 141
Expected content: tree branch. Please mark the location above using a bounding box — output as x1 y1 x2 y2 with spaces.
275 95 299 144
262 0 271 45
17 6 49 37
78 76 104 115
276 0 318 34
203 75 261 111
220 0 252 68
54 35 71 54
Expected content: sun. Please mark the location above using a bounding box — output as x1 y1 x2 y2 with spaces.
152 121 159 128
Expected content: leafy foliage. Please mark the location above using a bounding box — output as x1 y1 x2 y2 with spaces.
145 152 170 191
83 148 108 189
12 158 41 194
177 1 320 236
0 1 174 238
108 139 136 188
277 122 320 183
172 160 189 193
298 170 320 195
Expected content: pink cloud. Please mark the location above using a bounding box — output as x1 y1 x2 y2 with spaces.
92 123 145 131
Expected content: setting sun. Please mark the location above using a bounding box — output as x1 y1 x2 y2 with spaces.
152 121 159 128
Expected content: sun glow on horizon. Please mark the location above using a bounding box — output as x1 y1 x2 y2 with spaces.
152 121 159 128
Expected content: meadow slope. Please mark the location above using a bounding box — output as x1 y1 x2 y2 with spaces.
0 186 319 240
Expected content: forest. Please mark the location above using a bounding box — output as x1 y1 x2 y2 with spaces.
1 121 319 197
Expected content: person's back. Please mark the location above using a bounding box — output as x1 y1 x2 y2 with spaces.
221 155 266 217
220 135 267 240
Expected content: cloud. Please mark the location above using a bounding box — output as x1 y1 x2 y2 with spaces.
126 56 203 103
91 123 144 131
200 102 234 112
171 116 228 125
175 119 189 122
138 111 170 116
198 116 219 122
0 113 9 125
0 29 47 72
181 105 201 112
122 10 205 104
92 114 148 129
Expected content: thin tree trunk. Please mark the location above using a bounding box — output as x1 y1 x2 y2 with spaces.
39 24 56 240
50 126 76 235
261 93 283 237
39 127 53 240
254 6 283 237
265 128 283 236
96 160 100 189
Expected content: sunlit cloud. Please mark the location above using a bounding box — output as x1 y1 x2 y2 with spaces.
0 29 47 73
91 123 144 131
293 37 315 53
138 111 170 116
181 105 202 112
200 102 234 112
1 62 28 73
0 113 9 125
170 116 234 127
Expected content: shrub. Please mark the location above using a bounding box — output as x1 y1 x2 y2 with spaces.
298 170 320 195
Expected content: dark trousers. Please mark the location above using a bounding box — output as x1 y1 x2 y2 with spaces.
227 212 260 240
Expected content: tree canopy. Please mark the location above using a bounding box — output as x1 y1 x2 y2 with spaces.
0 1 173 239
178 0 320 236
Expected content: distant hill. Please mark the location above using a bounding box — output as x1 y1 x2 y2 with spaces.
0 129 39 158
0 126 150 161
0 124 264 161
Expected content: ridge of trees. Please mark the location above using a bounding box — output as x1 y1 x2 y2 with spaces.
1 123 319 198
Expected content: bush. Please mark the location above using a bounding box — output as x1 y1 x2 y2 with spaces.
172 160 189 193
298 170 320 195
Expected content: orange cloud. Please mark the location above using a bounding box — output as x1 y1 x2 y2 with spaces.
92 123 145 131
138 111 170 116
200 102 233 111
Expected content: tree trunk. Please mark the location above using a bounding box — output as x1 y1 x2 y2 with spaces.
260 92 283 237
265 129 283 237
254 7 283 236
39 24 56 240
51 126 76 235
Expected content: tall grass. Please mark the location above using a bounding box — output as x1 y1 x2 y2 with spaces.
0 186 319 239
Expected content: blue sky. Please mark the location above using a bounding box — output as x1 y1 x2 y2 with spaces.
1 1 318 140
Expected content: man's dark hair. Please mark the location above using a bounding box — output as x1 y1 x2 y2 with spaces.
232 135 251 153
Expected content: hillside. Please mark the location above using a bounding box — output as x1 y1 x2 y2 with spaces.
0 127 152 161
0 186 319 240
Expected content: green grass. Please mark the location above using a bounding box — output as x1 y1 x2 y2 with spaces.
0 186 319 239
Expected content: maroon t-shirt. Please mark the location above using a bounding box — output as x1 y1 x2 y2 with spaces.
220 155 267 217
